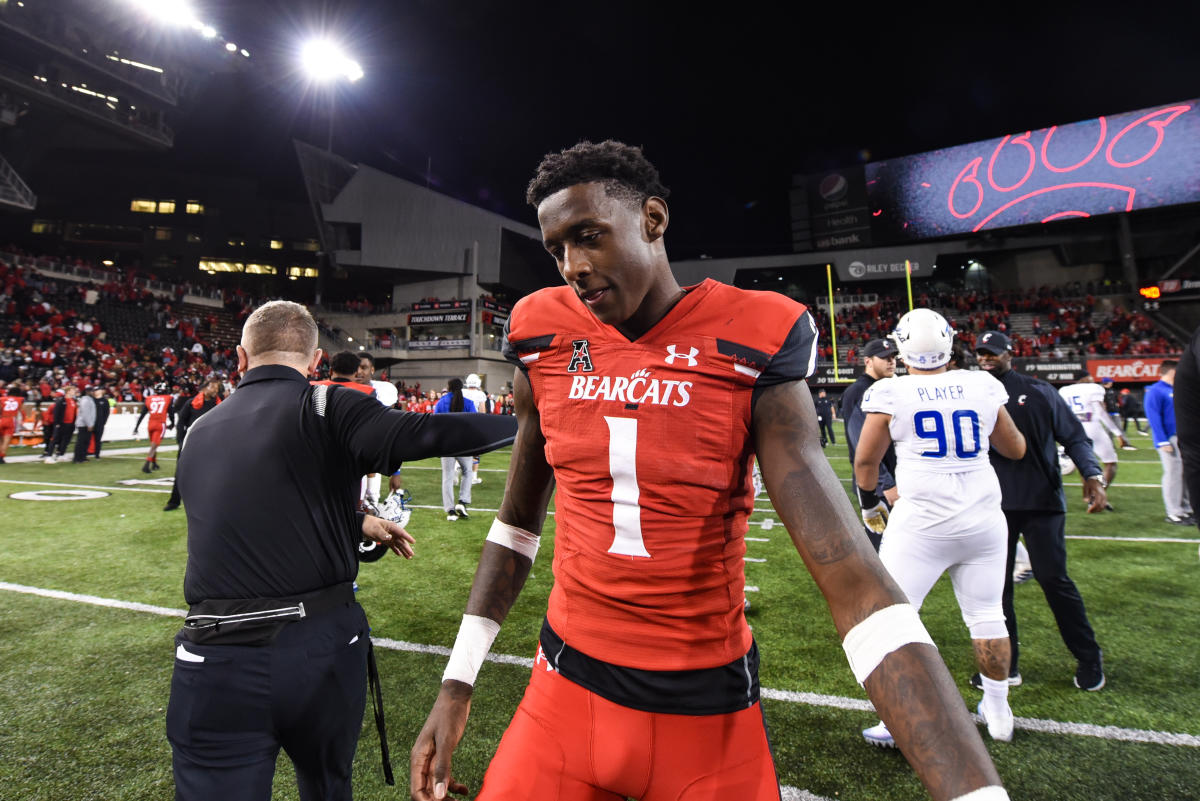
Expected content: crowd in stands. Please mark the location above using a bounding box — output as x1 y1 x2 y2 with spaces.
1 244 1185 417
812 281 1178 363
0 256 239 407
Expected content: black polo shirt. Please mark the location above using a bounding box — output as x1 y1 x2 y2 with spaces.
987 367 1100 513
178 363 516 603
840 372 897 490
1175 325 1200 515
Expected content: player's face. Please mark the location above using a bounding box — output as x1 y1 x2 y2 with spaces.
538 182 671 334
867 355 896 378
357 359 372 383
976 350 1011 373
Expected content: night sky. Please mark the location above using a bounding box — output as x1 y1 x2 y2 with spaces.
161 1 1200 259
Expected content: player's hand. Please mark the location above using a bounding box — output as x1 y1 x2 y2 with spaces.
411 682 473 800
1083 477 1107 514
1161 444 1175 455
883 485 900 505
362 514 414 559
857 485 889 534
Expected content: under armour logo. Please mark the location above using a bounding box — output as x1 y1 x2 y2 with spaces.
567 339 593 373
665 345 699 366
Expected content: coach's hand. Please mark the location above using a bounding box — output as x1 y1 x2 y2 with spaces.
857 485 889 534
411 681 472 800
362 514 414 559
1083 476 1107 514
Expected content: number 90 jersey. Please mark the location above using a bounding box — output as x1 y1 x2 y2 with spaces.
862 370 1009 474
505 279 816 672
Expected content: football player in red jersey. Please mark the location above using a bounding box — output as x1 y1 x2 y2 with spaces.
134 383 175 473
411 142 1009 801
0 380 28 463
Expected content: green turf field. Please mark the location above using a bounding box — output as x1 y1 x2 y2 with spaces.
0 434 1197 800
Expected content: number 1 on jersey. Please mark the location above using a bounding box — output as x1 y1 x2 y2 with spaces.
604 416 651 558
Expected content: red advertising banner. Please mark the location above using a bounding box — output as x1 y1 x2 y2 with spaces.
1087 357 1170 383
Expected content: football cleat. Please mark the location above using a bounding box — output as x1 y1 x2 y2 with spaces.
454 502 469 519
977 701 1014 742
1074 654 1105 691
861 721 895 748
446 511 458 521
141 461 152 474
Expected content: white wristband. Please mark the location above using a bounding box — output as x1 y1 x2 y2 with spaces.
842 603 936 686
442 614 501 686
486 518 540 561
950 787 1009 801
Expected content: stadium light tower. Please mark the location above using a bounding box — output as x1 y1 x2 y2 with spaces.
299 37 363 152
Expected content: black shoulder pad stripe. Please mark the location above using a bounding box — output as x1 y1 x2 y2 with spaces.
508 334 556 353
717 339 772 372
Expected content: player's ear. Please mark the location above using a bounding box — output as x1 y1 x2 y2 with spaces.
643 196 668 243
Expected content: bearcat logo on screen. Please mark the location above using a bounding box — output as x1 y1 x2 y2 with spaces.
865 100 1200 240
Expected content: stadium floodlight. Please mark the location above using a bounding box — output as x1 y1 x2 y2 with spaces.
126 0 197 27
200 25 217 38
301 38 364 83
225 42 237 52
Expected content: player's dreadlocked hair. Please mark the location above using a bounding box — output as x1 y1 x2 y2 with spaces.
525 140 670 209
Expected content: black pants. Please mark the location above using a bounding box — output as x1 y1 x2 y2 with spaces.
91 423 106 457
72 427 91 462
168 602 369 801
818 417 836 445
51 424 73 456
1121 413 1146 433
1002 510 1101 672
41 423 56 455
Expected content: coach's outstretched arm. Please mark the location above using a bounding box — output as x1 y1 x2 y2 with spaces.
410 368 555 801
753 380 1006 801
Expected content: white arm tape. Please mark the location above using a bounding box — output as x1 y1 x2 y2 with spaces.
950 787 1010 801
842 603 936 686
486 518 540 561
442 614 501 686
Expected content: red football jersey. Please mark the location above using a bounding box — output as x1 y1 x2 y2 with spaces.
1 393 23 420
505 279 816 671
145 394 172 424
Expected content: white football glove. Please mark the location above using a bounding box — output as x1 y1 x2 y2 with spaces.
856 485 889 534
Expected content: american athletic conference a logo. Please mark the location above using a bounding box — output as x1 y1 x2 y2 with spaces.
664 345 699 366
567 339 594 372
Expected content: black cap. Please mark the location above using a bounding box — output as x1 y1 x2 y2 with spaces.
863 338 897 358
975 331 1012 354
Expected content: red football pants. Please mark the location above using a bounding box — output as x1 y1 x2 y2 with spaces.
477 656 781 801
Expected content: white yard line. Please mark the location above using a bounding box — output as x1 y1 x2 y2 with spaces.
2 580 1197 749
3 480 1195 544
0 479 170 494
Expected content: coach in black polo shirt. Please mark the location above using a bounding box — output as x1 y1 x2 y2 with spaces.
840 338 898 549
167 300 517 801
976 330 1108 692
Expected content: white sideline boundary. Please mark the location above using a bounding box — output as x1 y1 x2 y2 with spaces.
2 479 1195 544
2 580 1197 750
